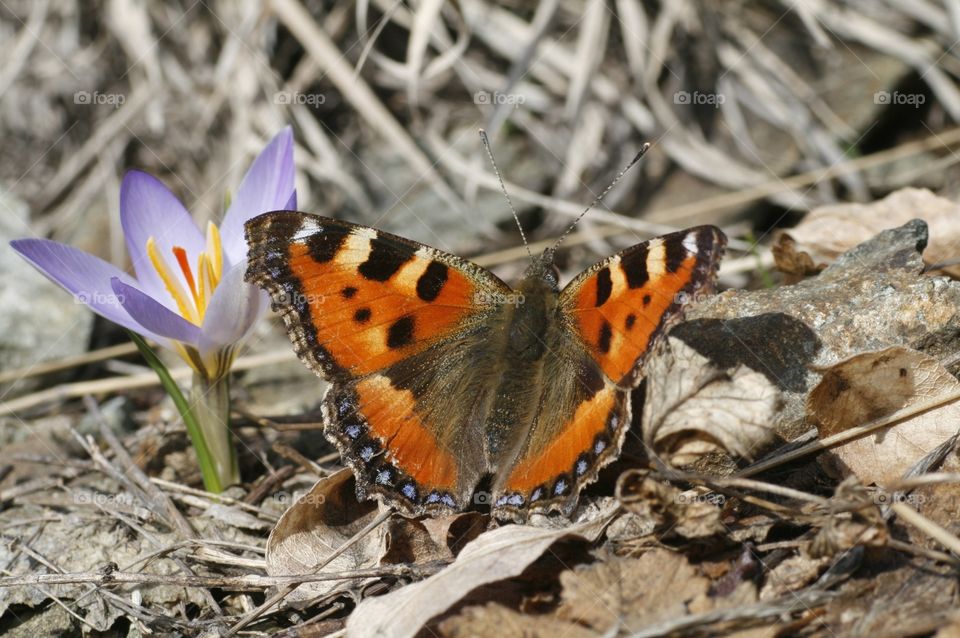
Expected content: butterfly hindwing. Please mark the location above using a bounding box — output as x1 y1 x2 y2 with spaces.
491 339 632 518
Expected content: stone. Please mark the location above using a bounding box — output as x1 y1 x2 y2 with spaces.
0 188 93 393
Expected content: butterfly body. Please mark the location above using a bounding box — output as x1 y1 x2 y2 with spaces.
245 212 725 521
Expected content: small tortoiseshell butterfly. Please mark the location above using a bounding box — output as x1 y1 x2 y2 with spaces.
245 209 725 522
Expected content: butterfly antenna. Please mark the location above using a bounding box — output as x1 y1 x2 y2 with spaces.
479 129 534 263
552 142 651 252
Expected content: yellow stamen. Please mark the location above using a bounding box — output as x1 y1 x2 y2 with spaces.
147 237 200 324
206 221 223 281
147 222 226 337
198 252 216 312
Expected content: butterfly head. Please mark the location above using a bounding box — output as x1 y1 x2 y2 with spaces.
521 247 560 292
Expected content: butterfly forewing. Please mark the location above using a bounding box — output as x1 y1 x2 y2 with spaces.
559 225 727 387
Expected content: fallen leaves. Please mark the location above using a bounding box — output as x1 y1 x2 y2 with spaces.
643 336 780 466
265 469 385 601
346 501 618 638
807 346 960 485
616 469 725 539
775 187 960 277
556 549 712 632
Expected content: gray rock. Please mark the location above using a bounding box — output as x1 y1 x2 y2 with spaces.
674 219 960 442
0 188 93 392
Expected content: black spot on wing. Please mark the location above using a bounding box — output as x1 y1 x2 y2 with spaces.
307 226 347 263
354 308 371 323
697 227 716 255
598 321 613 354
621 246 649 289
386 315 415 349
642 294 651 307
625 313 636 329
665 237 688 273
341 286 358 299
358 236 416 281
416 261 448 301
595 267 612 306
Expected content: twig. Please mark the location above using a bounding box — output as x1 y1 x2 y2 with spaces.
35 83 153 211
888 473 960 491
0 562 437 590
0 350 296 416
269 0 465 214
244 464 296 505
736 386 960 478
272 442 335 476
887 538 960 566
84 395 196 538
0 342 138 385
890 501 960 556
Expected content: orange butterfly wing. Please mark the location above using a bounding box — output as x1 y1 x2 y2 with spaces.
561 226 727 387
246 212 507 380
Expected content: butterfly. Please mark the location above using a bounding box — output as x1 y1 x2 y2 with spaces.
245 212 725 522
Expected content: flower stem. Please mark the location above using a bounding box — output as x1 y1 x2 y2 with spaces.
128 332 237 492
189 371 240 490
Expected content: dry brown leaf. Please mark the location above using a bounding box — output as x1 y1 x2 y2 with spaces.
346 501 618 638
807 346 960 486
759 554 831 600
437 603 597 638
643 336 780 465
616 469 725 539
382 512 487 565
805 478 889 559
556 549 711 632
781 188 960 276
265 469 386 602
772 233 825 281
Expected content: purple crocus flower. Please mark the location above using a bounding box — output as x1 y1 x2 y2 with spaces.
11 127 296 381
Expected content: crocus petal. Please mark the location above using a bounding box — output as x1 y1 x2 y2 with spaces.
219 127 296 262
198 262 264 357
120 170 206 303
10 238 169 346
283 190 297 210
111 278 202 346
